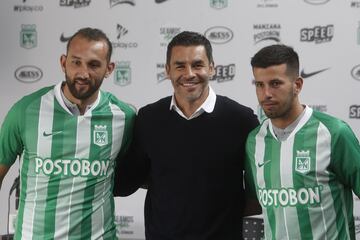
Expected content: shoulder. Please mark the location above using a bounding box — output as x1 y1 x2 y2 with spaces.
248 119 268 141
138 96 172 116
215 95 255 115
1 85 54 134
11 85 54 112
213 95 259 134
311 110 357 141
101 91 136 117
215 95 259 124
312 110 349 133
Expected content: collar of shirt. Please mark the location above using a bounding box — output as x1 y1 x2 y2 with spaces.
270 105 309 141
169 86 217 120
54 82 99 116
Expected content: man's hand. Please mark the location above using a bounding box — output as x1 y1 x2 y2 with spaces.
0 165 10 190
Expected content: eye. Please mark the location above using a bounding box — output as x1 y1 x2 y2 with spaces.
72 60 81 66
270 81 281 88
193 63 204 69
254 82 263 88
89 62 100 69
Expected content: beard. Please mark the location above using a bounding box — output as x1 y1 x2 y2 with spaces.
173 76 209 103
262 89 295 119
65 74 103 100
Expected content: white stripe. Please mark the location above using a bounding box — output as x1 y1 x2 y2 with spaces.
54 177 76 240
309 122 331 239
254 121 269 237
53 115 91 239
280 138 300 239
338 184 351 239
255 121 267 188
312 122 351 239
109 102 125 160
73 116 91 237
91 102 125 239
22 91 54 239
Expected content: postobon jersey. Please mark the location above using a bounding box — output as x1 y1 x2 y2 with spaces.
245 106 360 240
0 83 135 240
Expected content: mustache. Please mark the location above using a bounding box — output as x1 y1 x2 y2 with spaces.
74 77 90 83
176 77 200 84
261 100 277 105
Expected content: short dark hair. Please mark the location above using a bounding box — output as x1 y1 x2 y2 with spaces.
251 44 299 77
166 31 214 65
66 27 113 62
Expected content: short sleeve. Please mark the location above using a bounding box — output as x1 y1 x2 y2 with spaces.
0 102 23 166
331 122 360 197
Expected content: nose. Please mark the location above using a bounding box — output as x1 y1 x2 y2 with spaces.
263 85 273 99
76 64 90 79
183 66 195 79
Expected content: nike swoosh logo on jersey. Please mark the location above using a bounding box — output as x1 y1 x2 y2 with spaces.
300 68 330 79
43 131 62 137
257 160 271 168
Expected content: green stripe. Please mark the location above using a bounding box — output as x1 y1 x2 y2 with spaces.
293 118 318 239
264 130 280 239
42 99 67 239
15 98 41 239
329 154 350 238
68 117 88 240
245 132 258 199
114 100 135 160
80 100 114 238
58 116 78 238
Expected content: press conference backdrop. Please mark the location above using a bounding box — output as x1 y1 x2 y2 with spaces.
0 0 360 238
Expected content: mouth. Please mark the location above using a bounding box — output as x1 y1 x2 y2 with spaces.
181 82 199 87
74 79 91 88
261 101 277 108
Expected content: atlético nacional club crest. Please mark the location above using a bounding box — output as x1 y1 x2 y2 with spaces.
295 150 311 174
20 24 37 49
210 0 228 9
93 125 108 147
114 61 131 86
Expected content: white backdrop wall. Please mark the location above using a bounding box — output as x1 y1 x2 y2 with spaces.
1 0 360 238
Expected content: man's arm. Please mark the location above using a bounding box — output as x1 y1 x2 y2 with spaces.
0 164 10 190
331 121 360 196
113 139 150 196
243 128 262 216
243 197 262 216
113 109 150 197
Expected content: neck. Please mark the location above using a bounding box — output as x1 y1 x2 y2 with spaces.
177 102 200 118
271 103 305 129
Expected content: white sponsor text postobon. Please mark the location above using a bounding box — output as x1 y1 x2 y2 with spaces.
35 157 111 176
258 186 323 207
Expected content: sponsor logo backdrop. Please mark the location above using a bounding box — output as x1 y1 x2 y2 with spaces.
0 0 360 239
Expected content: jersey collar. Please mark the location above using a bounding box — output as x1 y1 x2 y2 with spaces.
268 105 313 141
54 82 102 116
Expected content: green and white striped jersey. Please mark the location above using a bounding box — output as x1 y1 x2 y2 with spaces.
0 83 135 240
245 106 360 240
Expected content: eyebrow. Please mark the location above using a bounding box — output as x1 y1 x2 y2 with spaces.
173 59 205 65
192 59 205 65
69 55 81 60
174 60 185 65
269 78 283 82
